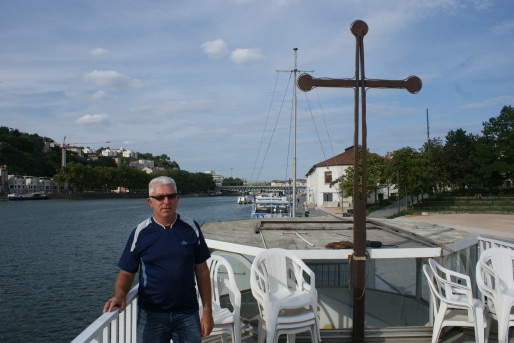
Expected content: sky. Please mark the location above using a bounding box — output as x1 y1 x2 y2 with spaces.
1 0 513 182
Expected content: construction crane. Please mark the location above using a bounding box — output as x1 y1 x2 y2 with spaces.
61 136 111 167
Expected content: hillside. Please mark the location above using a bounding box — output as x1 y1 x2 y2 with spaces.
0 126 179 176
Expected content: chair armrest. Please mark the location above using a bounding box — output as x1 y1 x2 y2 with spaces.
223 277 241 316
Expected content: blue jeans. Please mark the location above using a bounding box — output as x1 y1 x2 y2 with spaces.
137 308 201 343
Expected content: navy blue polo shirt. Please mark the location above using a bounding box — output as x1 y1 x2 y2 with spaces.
118 214 211 312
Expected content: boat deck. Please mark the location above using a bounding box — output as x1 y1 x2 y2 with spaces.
202 325 512 343
201 215 477 256
70 209 514 343
200 212 513 343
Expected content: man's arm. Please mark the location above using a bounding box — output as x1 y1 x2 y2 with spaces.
103 269 135 313
196 261 214 337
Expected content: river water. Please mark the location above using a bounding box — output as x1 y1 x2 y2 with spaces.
0 196 251 343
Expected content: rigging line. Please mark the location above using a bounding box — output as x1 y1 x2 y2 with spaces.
255 72 293 182
315 89 336 158
302 91 328 163
250 72 281 183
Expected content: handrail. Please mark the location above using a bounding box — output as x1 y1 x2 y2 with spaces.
478 236 514 255
71 285 139 343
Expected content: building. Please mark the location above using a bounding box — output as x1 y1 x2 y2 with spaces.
270 179 307 187
6 175 56 194
129 159 155 170
203 170 224 187
305 146 389 211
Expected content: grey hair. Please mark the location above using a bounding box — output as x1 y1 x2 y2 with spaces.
148 176 177 195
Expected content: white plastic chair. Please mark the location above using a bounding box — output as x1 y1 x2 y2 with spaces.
476 247 514 343
423 259 486 343
200 255 241 343
250 248 320 343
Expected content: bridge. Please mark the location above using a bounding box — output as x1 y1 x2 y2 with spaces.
219 185 307 194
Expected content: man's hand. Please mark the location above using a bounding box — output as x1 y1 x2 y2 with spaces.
102 270 134 313
103 295 126 313
200 309 214 337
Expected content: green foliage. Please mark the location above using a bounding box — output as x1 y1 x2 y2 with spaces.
384 146 421 197
475 105 514 187
336 146 386 200
0 126 213 193
0 127 59 176
442 129 480 191
338 104 513 206
222 177 244 186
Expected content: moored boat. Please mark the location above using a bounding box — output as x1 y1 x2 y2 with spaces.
251 194 291 218
237 195 253 204
7 192 49 201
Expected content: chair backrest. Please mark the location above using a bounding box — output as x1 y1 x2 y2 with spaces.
423 263 443 316
478 247 514 294
476 255 499 313
428 258 475 308
204 255 241 317
250 248 316 314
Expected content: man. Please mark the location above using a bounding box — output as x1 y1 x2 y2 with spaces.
103 176 214 343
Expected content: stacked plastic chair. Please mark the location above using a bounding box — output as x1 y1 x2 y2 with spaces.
423 258 486 343
200 255 241 343
250 248 320 343
476 247 514 343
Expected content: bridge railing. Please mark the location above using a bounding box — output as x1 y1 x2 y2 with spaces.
219 185 307 193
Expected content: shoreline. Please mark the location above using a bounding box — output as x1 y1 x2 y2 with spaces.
1 192 232 201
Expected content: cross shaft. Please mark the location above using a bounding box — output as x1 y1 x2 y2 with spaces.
297 19 421 342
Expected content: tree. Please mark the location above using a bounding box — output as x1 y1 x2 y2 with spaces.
154 154 180 170
222 177 244 186
385 147 421 202
335 147 386 202
442 129 479 191
419 138 446 194
475 105 514 188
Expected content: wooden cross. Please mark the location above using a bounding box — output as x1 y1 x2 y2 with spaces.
297 20 422 342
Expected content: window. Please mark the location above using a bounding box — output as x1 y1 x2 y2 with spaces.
324 170 332 184
323 193 333 202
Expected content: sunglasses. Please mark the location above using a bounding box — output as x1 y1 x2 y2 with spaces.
149 193 178 201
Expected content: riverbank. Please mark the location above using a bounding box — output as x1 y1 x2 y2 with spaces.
1 191 230 201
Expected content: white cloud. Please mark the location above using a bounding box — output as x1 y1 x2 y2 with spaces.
459 95 514 110
89 47 109 56
201 39 228 58
230 48 264 64
76 113 109 124
83 70 141 90
92 90 106 99
491 19 514 35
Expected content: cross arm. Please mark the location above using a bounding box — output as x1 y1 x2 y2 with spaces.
297 73 422 94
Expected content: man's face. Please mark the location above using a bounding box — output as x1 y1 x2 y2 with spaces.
147 183 179 224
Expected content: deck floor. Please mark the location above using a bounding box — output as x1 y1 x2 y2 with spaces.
202 326 514 343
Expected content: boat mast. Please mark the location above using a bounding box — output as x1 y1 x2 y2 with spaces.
292 48 298 217
278 48 311 216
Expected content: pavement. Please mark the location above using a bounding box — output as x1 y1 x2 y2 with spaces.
320 202 514 243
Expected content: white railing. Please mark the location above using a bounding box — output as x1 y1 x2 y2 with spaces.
478 236 514 255
71 285 139 343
